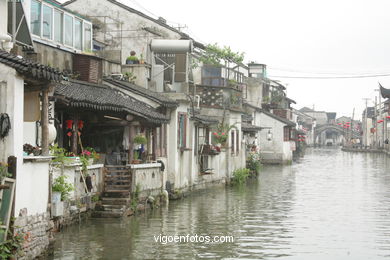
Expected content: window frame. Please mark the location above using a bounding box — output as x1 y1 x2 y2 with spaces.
42 4 53 40
53 9 64 44
83 22 93 52
30 1 93 52
64 13 74 48
74 17 83 50
177 112 188 149
30 0 42 37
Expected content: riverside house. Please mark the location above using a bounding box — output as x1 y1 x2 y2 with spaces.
0 0 302 258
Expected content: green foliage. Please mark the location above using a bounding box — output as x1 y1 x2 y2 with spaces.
50 144 70 166
133 134 147 145
246 152 262 174
270 90 284 104
262 96 270 104
0 162 11 183
199 43 245 66
52 175 74 201
0 225 24 259
80 155 89 175
130 184 142 212
124 71 137 83
232 168 250 185
91 195 100 202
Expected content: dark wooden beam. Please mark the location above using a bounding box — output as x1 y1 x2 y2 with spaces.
41 88 50 155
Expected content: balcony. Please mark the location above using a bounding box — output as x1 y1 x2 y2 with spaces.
121 63 152 89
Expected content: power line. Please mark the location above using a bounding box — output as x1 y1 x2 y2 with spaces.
269 66 390 76
268 73 390 79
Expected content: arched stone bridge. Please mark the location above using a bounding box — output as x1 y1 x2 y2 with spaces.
314 124 361 144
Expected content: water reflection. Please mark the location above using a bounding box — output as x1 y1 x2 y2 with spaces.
49 148 390 259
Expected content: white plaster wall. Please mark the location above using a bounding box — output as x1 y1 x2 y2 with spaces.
245 77 263 107
258 112 286 163
0 65 24 164
23 122 37 146
16 161 50 215
52 164 104 201
131 164 162 196
0 0 7 37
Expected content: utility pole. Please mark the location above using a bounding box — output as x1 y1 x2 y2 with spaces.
363 98 370 148
375 85 384 149
375 96 378 148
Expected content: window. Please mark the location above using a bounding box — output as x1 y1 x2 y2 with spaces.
178 113 187 148
195 127 210 155
30 0 41 36
236 130 240 154
156 124 167 157
231 131 235 154
284 126 290 141
74 18 82 50
84 23 92 51
64 14 73 46
54 10 63 43
42 5 53 39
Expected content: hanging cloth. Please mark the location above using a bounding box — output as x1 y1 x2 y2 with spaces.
0 113 11 139
122 126 130 150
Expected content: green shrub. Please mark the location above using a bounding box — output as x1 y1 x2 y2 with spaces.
52 175 74 201
232 168 250 185
246 152 262 175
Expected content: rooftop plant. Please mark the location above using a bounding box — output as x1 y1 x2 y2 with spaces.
200 43 245 66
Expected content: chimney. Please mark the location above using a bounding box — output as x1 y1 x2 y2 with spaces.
158 17 167 24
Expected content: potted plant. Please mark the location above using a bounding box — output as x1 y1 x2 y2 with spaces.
81 147 99 165
132 134 147 164
212 122 237 147
50 144 71 166
52 175 74 201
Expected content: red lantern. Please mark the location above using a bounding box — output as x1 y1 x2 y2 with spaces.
386 116 390 119
78 120 84 130
65 120 73 129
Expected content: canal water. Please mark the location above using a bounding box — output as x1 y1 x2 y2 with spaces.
48 148 390 260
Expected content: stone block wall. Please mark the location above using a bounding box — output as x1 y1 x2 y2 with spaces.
14 211 51 260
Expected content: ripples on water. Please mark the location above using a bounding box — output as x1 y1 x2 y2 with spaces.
49 148 390 260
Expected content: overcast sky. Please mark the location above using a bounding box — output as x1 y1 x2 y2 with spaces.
86 0 390 119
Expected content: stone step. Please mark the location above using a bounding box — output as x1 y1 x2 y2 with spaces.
91 211 124 218
102 204 126 210
105 176 130 179
103 191 130 198
105 185 131 189
101 197 130 205
104 189 131 193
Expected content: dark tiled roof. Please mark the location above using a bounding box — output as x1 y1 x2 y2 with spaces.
104 79 178 108
285 97 296 104
380 83 390 99
0 51 62 82
300 106 314 112
54 80 169 124
241 123 262 132
191 114 218 125
242 102 296 127
261 110 296 127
